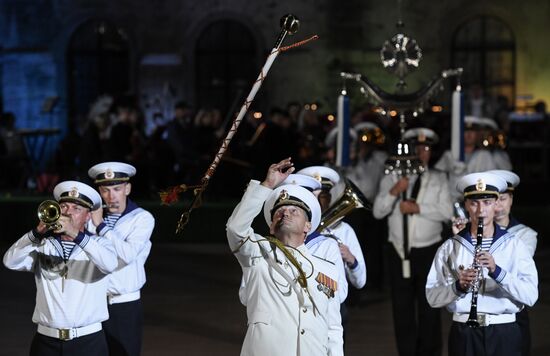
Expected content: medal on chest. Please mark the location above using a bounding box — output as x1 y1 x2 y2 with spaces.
316 272 337 298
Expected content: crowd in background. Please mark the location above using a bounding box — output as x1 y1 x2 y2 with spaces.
0 89 548 199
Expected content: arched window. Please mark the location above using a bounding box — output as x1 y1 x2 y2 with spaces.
67 20 130 123
451 15 516 107
195 20 257 114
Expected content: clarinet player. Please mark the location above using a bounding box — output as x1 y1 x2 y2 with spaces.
425 172 538 356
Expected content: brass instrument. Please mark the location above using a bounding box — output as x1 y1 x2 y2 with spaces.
315 178 372 233
466 217 484 328
37 200 62 231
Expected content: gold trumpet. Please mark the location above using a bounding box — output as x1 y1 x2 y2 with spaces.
37 200 62 231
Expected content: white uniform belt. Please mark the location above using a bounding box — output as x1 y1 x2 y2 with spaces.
37 323 102 341
108 290 140 304
453 313 516 326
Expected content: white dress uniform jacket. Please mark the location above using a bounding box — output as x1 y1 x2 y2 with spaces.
373 169 453 259
323 222 366 289
507 217 537 258
346 150 388 202
90 200 154 301
226 181 344 356
426 224 538 316
3 230 117 329
305 233 348 303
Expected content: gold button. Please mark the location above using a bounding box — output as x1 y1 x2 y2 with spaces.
300 329 305 335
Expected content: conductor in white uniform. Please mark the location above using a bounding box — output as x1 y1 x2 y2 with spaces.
226 158 344 356
3 181 117 356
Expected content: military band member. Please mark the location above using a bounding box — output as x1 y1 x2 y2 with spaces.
488 169 538 356
373 128 452 356
87 162 155 356
3 181 117 356
426 172 538 356
435 116 498 200
226 158 344 356
297 166 366 291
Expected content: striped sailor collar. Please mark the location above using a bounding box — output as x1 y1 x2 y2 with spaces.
305 231 322 245
457 222 508 245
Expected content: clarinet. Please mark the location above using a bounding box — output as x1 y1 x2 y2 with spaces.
466 217 484 328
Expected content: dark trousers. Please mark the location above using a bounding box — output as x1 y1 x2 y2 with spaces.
103 299 143 356
449 321 521 356
30 330 108 356
388 243 442 356
517 308 531 356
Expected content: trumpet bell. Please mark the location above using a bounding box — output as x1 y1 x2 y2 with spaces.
37 200 61 226
316 178 372 233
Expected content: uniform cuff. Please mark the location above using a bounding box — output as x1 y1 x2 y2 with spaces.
74 231 90 248
489 265 506 283
96 222 110 236
347 259 359 270
30 229 46 243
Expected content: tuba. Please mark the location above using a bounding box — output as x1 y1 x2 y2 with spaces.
315 178 372 234
37 200 62 231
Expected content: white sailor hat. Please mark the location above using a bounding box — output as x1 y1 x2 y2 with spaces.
403 127 439 146
263 184 321 234
486 170 520 193
297 166 340 190
281 174 322 191
53 181 102 210
479 117 499 130
354 122 380 132
456 172 507 199
324 127 358 147
464 115 484 130
88 162 136 186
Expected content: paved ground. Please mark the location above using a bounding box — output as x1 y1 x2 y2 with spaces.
1 242 549 356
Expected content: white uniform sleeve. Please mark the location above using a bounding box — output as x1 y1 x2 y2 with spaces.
97 211 155 265
417 174 453 222
516 227 538 258
327 293 344 356
226 180 272 266
489 241 538 307
328 242 348 303
3 231 42 272
343 227 366 289
373 175 399 219
425 242 467 308
77 233 118 274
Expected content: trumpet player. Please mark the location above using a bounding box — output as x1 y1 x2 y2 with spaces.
3 181 117 356
426 172 538 356
87 161 155 356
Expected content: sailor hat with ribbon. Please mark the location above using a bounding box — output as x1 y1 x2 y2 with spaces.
88 162 136 186
53 181 102 210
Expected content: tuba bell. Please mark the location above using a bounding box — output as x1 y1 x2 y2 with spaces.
315 178 372 233
37 200 62 230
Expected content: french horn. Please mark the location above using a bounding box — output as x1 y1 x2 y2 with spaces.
315 178 372 233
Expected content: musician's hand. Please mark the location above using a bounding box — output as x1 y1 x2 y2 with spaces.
339 243 356 266
400 200 420 214
91 206 104 227
458 266 477 291
452 217 468 235
477 251 496 273
390 177 409 196
55 215 79 240
261 158 295 189
36 221 49 235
